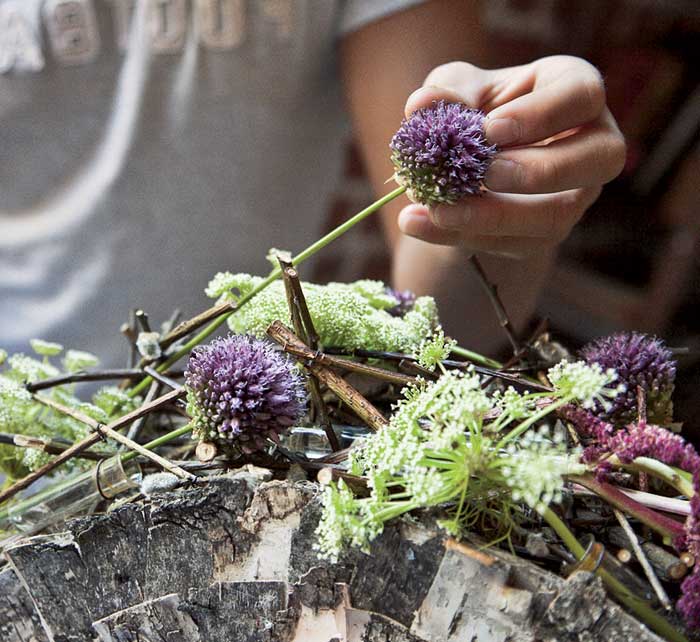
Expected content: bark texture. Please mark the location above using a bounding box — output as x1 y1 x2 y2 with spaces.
1 474 666 642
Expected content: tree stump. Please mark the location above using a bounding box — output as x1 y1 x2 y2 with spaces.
0 473 665 642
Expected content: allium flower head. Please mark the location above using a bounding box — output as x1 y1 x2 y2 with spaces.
390 101 496 207
581 332 676 425
185 335 306 450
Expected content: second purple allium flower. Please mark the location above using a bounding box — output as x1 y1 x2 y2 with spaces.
580 332 676 425
185 335 306 450
390 101 496 207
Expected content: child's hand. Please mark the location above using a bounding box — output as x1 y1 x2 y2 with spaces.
398 56 626 258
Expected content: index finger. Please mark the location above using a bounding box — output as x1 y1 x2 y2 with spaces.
484 57 607 147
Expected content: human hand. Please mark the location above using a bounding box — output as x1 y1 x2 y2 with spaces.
397 56 626 258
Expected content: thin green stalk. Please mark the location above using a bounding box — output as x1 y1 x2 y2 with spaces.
495 397 570 450
452 345 502 369
131 186 407 396
618 456 695 498
542 507 688 642
119 423 193 464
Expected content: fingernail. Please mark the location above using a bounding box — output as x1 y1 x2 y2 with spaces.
433 205 472 229
485 118 521 146
484 159 517 191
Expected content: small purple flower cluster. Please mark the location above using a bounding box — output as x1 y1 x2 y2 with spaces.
185 335 306 451
386 287 416 317
580 332 676 425
390 101 496 207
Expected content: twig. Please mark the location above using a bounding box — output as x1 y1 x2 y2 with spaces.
324 347 550 391
0 432 111 461
279 259 320 349
467 254 520 354
614 509 672 609
143 366 183 391
123 309 138 368
267 321 388 432
269 341 416 387
135 309 151 333
279 260 340 451
26 368 182 393
0 388 186 505
33 395 196 482
158 301 234 351
125 380 161 442
608 526 688 582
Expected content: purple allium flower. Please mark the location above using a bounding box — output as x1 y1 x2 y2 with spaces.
580 332 676 425
390 101 496 207
386 287 416 317
185 335 307 450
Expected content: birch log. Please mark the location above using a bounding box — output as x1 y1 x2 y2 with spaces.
1 475 667 642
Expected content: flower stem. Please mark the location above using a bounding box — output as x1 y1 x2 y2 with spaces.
542 507 688 642
451 345 502 369
130 186 407 396
569 474 685 540
618 456 696 498
495 397 570 449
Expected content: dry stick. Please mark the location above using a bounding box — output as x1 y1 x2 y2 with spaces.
123 309 139 368
481 318 550 390
135 309 151 333
280 260 320 349
613 508 672 610
267 334 416 387
143 366 183 391
159 301 233 351
325 347 550 391
32 394 196 482
267 321 388 432
26 368 162 393
608 526 688 582
467 254 520 354
125 379 161 442
0 388 186 505
0 432 110 461
279 261 340 451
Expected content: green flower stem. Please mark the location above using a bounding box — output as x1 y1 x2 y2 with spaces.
495 396 571 450
130 186 407 397
452 345 502 369
119 423 194 465
542 507 688 642
617 456 695 498
569 474 685 541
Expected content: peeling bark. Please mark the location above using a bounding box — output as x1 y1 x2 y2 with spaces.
0 567 47 642
1 476 667 642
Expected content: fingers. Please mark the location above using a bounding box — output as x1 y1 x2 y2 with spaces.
483 56 607 147
404 57 608 150
484 109 626 194
398 185 600 257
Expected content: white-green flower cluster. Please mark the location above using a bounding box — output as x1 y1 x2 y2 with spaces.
316 362 602 561
414 327 456 371
548 360 625 411
205 273 439 353
500 426 583 514
0 342 139 479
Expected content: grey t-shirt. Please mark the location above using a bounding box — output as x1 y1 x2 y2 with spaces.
0 0 421 366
